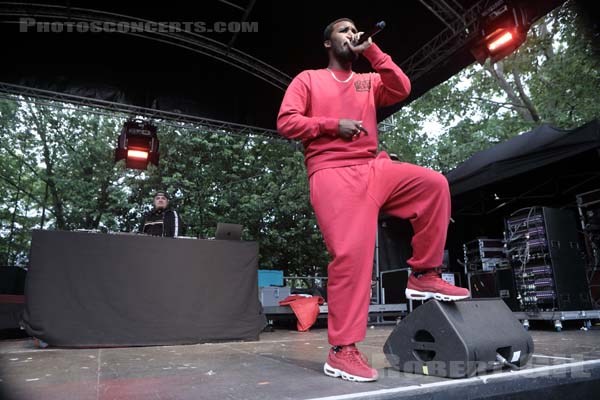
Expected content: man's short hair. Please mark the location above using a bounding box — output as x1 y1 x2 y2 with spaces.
323 18 355 41
154 191 169 199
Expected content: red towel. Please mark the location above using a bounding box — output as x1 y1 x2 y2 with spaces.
279 295 325 332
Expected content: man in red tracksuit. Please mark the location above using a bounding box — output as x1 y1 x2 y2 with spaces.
277 18 469 382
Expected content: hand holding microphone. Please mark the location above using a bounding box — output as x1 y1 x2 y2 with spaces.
348 21 386 53
355 21 386 45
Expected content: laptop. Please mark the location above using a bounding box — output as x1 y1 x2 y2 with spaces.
215 223 243 240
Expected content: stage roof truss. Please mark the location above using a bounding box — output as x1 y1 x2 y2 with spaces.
0 82 284 140
418 0 466 33
401 0 493 82
0 2 292 90
0 0 568 132
225 0 256 50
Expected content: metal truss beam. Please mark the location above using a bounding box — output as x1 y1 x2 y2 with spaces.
217 0 246 12
402 0 496 82
0 82 286 140
0 2 291 91
227 0 257 50
419 0 465 33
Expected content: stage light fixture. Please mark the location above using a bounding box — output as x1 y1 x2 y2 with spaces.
487 30 515 52
127 149 149 160
470 2 529 64
114 120 159 170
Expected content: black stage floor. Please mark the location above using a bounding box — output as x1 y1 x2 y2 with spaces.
1 324 600 400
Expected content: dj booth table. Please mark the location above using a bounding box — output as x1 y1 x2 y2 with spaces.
22 230 267 347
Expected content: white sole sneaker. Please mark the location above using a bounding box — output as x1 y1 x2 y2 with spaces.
323 362 378 382
405 288 469 301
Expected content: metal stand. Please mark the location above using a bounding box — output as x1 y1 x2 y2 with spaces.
513 310 600 332
576 188 600 309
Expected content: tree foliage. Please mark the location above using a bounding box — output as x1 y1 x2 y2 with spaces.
380 0 600 173
1 1 598 276
0 104 329 273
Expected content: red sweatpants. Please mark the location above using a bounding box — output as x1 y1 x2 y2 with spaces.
309 152 451 346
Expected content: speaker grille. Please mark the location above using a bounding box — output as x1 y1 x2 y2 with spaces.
414 329 435 343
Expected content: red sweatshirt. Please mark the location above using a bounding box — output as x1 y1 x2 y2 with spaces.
277 44 411 176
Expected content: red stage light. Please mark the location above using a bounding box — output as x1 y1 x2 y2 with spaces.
471 27 526 64
487 30 514 52
114 120 159 170
127 149 149 160
470 3 530 64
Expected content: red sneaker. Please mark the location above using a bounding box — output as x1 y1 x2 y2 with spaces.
323 345 378 382
405 269 470 301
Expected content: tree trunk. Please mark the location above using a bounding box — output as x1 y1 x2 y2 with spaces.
537 19 555 60
512 67 541 122
92 178 111 229
6 159 23 265
29 105 66 229
40 182 49 229
485 61 536 123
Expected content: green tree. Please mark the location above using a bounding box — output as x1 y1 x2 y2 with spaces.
0 100 329 275
380 0 600 173
3 0 596 277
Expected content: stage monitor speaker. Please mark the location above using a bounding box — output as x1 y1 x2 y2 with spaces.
383 299 533 378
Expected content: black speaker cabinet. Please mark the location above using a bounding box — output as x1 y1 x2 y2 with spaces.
0 266 27 295
381 269 410 304
541 207 592 310
383 299 533 378
470 268 519 311
378 214 413 272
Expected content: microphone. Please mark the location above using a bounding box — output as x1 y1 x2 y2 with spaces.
354 21 386 45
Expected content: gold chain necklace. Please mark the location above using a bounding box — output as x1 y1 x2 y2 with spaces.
327 68 354 83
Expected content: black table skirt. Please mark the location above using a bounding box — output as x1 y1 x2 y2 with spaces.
23 230 266 347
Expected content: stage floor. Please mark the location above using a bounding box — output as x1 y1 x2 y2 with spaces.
1 324 600 400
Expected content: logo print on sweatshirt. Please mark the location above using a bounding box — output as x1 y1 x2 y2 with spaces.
354 79 371 92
